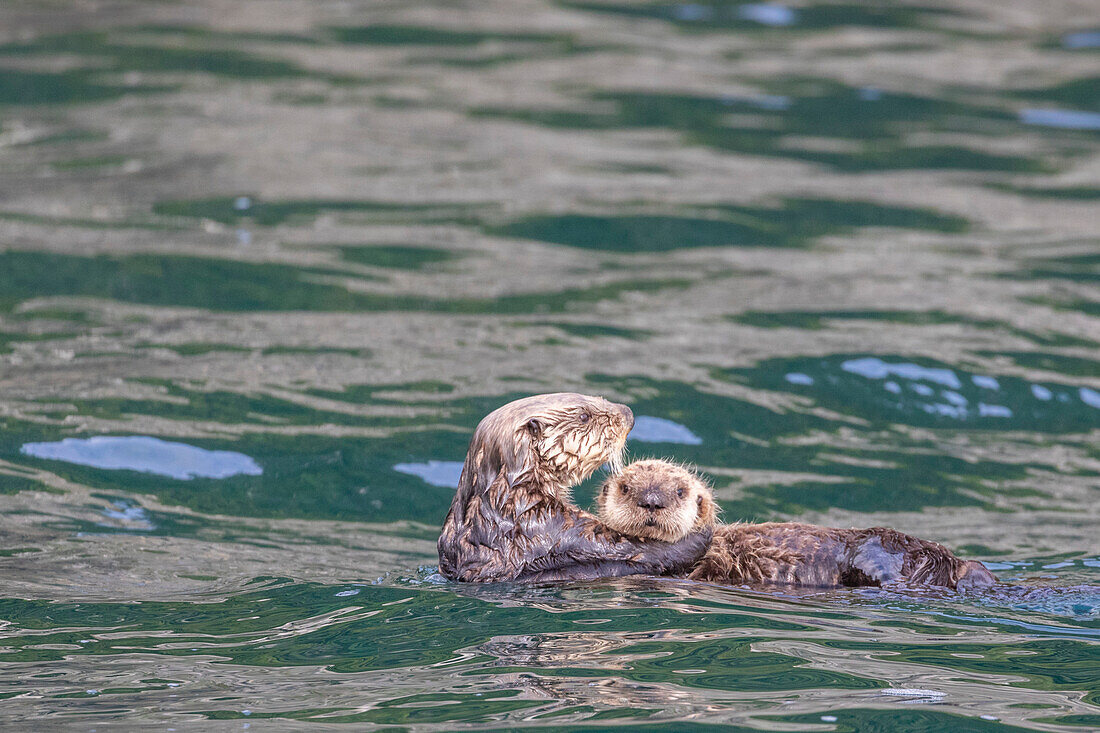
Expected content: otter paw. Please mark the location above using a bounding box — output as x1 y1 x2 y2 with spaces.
956 560 996 591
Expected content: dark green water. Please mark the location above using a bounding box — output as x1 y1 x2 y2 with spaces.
0 1 1097 729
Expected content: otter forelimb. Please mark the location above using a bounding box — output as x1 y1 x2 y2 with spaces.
514 511 712 582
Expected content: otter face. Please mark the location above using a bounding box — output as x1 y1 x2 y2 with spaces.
471 392 634 498
597 459 716 541
521 393 635 488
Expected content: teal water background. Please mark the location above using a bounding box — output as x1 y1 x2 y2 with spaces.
0 0 1098 729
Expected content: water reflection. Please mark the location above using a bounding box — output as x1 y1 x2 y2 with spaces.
628 415 703 445
393 460 464 488
1 0 1099 729
20 436 262 480
476 81 1052 172
841 356 961 388
1020 108 1100 131
737 3 798 26
491 198 967 251
737 355 1100 432
565 1 945 31
1063 30 1100 49
0 576 1094 726
99 499 156 531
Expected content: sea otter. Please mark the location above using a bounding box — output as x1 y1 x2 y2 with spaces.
598 459 996 590
437 394 712 583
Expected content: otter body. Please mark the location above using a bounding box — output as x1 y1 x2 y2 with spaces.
693 522 994 590
438 395 711 583
599 460 995 591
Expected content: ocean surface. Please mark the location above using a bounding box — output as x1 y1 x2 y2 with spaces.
0 0 1097 729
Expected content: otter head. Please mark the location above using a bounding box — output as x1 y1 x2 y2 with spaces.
458 392 635 505
597 459 717 541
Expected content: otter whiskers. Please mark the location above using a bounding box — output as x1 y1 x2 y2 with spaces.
604 445 625 476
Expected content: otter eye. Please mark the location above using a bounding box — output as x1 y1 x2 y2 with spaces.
697 495 703 506
620 484 629 495
676 487 685 499
578 412 590 424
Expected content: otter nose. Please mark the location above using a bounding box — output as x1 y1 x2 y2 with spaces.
637 488 666 511
618 404 634 430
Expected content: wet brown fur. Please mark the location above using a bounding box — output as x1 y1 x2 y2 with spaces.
599 460 995 591
437 394 712 583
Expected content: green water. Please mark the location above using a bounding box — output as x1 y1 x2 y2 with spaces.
0 0 1097 729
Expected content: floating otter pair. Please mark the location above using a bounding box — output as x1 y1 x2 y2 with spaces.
437 392 993 590
437 393 711 582
599 459 996 591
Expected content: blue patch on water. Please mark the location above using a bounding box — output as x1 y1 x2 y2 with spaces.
1031 384 1053 401
942 390 968 406
671 3 713 21
393 460 464 488
923 402 965 418
1062 30 1100 49
719 93 792 111
1020 108 1100 130
628 415 703 444
99 500 156 531
20 436 263 480
977 403 1012 418
752 94 792 111
972 375 1000 390
737 3 798 26
982 562 1017 571
1080 387 1100 409
841 357 961 389
785 372 814 385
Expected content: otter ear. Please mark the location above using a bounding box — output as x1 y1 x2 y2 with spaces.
694 489 718 529
507 420 540 479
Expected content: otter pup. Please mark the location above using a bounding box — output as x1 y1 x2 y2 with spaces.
437 394 712 583
598 460 995 591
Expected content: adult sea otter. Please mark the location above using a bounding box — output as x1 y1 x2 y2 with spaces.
437 394 712 582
